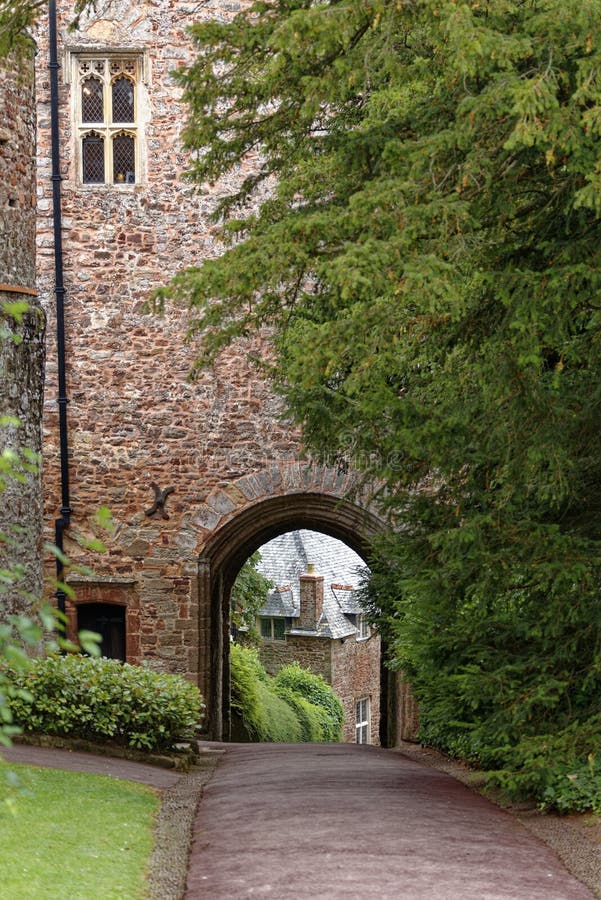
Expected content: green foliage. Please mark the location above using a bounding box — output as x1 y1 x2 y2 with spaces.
0 592 103 751
542 756 601 815
230 643 343 742
273 684 328 742
275 662 344 741
171 0 601 810
0 1 96 57
0 425 103 748
253 679 303 742
231 552 273 641
230 643 301 741
4 654 204 751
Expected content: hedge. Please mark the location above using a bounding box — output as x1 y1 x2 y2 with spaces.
4 654 204 752
275 662 344 741
230 644 343 743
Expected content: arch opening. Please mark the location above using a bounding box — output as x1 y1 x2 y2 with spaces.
232 528 380 745
197 491 402 743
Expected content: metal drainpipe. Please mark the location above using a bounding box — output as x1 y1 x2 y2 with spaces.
49 0 72 621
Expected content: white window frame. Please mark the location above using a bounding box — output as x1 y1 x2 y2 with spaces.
356 614 371 641
355 697 370 744
70 53 145 187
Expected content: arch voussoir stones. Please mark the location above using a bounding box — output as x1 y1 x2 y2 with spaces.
195 462 372 549
194 461 386 740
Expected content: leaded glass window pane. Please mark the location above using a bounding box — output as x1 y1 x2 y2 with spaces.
112 76 134 123
82 134 105 183
273 618 285 641
81 77 103 123
113 133 135 183
260 618 271 639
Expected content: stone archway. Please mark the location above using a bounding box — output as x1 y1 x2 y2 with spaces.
196 463 387 740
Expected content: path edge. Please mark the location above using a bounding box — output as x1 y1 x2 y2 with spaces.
392 741 601 899
148 748 224 900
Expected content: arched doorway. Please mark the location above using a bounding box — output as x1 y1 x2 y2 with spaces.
197 491 388 741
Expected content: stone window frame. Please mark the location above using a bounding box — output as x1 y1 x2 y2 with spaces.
258 616 286 642
66 47 148 188
355 696 370 744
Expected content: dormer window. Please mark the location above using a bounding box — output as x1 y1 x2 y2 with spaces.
73 56 143 186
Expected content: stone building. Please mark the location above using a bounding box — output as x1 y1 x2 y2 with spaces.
254 530 380 745
28 0 419 742
0 45 46 612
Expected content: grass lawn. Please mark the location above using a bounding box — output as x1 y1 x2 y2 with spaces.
0 762 159 899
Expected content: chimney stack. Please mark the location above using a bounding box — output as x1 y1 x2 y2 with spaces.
297 567 324 630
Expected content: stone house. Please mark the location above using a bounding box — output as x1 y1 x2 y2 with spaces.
1 0 420 743
252 530 380 745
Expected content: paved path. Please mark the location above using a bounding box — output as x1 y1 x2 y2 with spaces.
185 743 594 900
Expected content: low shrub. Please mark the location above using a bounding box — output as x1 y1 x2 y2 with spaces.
229 642 265 739
230 643 302 741
5 654 204 752
254 680 303 742
418 705 601 813
542 757 601 815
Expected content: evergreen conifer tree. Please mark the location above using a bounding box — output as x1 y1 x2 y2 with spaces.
169 0 601 807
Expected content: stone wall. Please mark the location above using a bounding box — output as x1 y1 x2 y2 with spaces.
0 46 46 612
332 634 381 745
32 1 414 742
260 629 381 745
35 1 299 680
1 48 37 289
260 634 333 685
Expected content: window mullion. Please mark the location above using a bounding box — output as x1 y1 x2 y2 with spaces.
103 68 110 184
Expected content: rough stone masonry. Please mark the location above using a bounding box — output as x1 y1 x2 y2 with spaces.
0 46 46 612
32 0 417 742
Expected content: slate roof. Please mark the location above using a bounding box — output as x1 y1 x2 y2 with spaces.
331 585 364 616
256 530 369 640
260 586 296 618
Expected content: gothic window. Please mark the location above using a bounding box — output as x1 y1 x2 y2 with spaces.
113 132 135 183
81 76 103 123
82 132 105 183
74 56 142 186
112 76 135 123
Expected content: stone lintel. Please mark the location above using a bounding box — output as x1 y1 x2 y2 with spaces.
66 574 137 585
